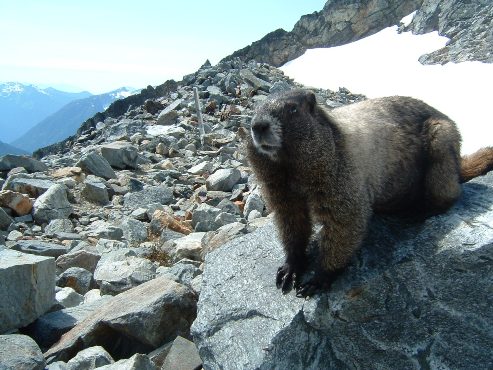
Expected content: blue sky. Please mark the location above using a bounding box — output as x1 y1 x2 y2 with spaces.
0 1 326 93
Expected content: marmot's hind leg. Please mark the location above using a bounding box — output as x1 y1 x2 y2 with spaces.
422 117 462 213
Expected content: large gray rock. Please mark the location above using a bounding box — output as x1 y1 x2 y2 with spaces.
24 297 112 350
0 208 13 231
123 185 174 209
161 336 202 370
94 256 157 295
192 174 493 369
3 175 55 198
57 267 94 295
56 250 101 274
76 152 117 180
81 175 109 205
11 240 69 258
45 276 197 363
205 168 241 192
0 249 55 333
99 141 139 170
157 99 182 126
0 154 48 173
33 184 73 224
0 334 45 370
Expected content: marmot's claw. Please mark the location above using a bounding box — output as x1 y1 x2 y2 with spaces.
295 268 344 298
276 264 293 293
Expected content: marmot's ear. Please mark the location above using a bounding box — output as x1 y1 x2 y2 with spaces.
305 91 316 113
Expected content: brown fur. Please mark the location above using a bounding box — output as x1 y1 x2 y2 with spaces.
246 89 493 297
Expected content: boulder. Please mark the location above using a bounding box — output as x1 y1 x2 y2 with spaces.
123 185 174 209
0 190 32 216
12 240 69 258
57 267 94 295
56 250 101 274
94 256 157 295
165 232 205 262
192 175 493 369
0 334 45 370
0 207 13 231
24 297 112 351
161 336 202 370
65 346 114 370
76 152 116 180
81 175 110 205
3 175 55 198
0 154 48 173
99 141 139 170
33 184 73 224
44 276 197 363
157 99 182 126
121 217 148 244
98 354 156 370
45 219 74 236
83 220 123 240
0 249 55 333
205 168 240 192
55 287 84 309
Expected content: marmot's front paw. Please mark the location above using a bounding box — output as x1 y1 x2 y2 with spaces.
295 268 344 298
276 263 301 294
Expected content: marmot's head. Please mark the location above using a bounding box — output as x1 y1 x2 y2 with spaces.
250 89 319 160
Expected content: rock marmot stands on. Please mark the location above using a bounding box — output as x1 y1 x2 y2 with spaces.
246 89 493 297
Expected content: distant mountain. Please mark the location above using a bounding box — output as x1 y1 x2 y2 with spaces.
11 87 136 153
0 140 28 156
0 82 92 143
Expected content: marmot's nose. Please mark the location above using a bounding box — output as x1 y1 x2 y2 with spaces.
252 120 270 137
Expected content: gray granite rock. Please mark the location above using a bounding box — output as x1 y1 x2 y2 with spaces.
205 168 240 192
161 336 202 370
77 152 117 180
45 219 74 236
56 250 101 274
0 249 55 333
157 99 182 126
99 141 139 170
0 207 13 231
25 296 112 351
55 287 84 308
45 276 197 363
65 346 114 370
83 220 123 240
0 334 45 370
191 203 221 232
33 184 73 224
94 256 157 295
57 267 94 295
192 174 493 369
123 185 174 209
164 232 205 262
0 154 48 173
81 175 109 205
11 240 69 258
121 217 148 244
3 175 55 198
98 354 156 370
158 259 202 287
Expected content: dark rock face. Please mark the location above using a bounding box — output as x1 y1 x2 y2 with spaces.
223 0 423 67
192 173 493 369
223 0 492 67
406 0 493 64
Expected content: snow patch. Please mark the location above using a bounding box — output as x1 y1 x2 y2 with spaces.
281 26 493 155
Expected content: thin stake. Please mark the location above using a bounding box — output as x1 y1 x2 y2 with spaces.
193 87 205 146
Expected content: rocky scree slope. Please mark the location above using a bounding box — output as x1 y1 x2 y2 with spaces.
0 59 365 369
223 0 492 66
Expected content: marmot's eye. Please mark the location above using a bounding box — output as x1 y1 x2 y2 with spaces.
284 104 297 115
290 106 297 114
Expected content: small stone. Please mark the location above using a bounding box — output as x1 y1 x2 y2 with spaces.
99 141 139 170
55 287 84 308
121 217 148 244
0 207 13 230
45 219 74 236
7 229 23 241
98 354 156 370
165 232 205 262
65 346 114 370
161 336 202 370
188 161 212 175
157 99 182 125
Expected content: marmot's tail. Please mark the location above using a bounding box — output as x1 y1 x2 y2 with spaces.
460 147 493 183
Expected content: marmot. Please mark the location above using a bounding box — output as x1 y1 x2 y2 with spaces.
246 89 493 297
